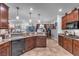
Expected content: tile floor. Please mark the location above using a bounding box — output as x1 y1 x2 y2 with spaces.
21 39 73 56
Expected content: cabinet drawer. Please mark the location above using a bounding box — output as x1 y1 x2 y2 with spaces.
0 42 11 56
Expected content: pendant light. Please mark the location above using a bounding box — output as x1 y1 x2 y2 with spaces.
29 8 34 23
29 12 32 23
16 7 19 20
38 13 41 23
59 8 62 12
30 8 33 11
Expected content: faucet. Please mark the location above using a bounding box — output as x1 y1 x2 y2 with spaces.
73 32 75 36
65 31 69 35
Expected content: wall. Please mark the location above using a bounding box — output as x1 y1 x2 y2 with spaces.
51 15 62 41
57 15 62 33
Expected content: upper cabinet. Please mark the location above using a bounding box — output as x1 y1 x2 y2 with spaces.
0 3 9 29
73 9 79 21
62 8 79 29
62 16 67 29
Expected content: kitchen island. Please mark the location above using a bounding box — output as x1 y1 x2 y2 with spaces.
0 32 47 56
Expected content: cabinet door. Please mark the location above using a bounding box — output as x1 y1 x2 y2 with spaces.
25 38 28 51
25 38 30 51
63 37 68 50
62 17 65 29
73 10 78 21
0 48 1 56
25 37 35 51
66 14 70 22
29 37 35 49
0 4 8 29
62 16 67 29
0 42 11 56
32 36 36 48
58 36 63 46
66 38 72 53
70 13 74 22
73 40 79 56
1 46 10 56
36 36 46 47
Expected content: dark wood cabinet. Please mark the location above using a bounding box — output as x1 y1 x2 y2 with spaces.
25 36 46 52
73 40 79 56
0 42 11 56
0 36 46 56
73 9 79 21
62 37 67 49
58 35 63 46
62 16 67 29
0 3 9 29
58 35 73 54
25 37 36 51
69 13 72 22
0 48 2 56
62 8 79 30
58 35 79 55
1 46 10 56
36 36 46 47
66 14 70 22
66 38 73 53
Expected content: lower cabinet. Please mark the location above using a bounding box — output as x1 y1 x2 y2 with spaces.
73 40 79 56
0 42 11 56
1 46 10 56
66 38 72 53
25 37 36 51
25 36 46 51
0 36 47 56
63 37 68 50
0 50 1 56
58 36 63 46
58 35 73 54
36 36 46 47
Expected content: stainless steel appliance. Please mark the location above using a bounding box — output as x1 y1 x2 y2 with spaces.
11 39 25 56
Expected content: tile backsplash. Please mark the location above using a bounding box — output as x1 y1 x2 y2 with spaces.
62 29 79 36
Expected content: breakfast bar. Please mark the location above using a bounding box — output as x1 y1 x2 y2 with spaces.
0 33 47 56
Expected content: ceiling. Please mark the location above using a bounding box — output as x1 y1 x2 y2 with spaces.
6 3 79 24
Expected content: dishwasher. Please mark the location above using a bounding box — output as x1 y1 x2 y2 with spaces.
11 39 25 56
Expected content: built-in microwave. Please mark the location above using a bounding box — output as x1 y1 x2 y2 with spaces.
66 21 79 29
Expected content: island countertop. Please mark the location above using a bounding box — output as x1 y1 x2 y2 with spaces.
0 33 47 45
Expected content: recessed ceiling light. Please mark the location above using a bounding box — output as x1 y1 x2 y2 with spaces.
30 8 33 11
59 8 62 12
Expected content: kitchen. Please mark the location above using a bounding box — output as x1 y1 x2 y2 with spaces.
0 3 79 56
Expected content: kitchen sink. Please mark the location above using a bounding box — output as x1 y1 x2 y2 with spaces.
66 35 79 39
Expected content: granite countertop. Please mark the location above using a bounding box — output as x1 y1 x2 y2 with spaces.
0 34 46 45
59 34 79 40
0 39 11 45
